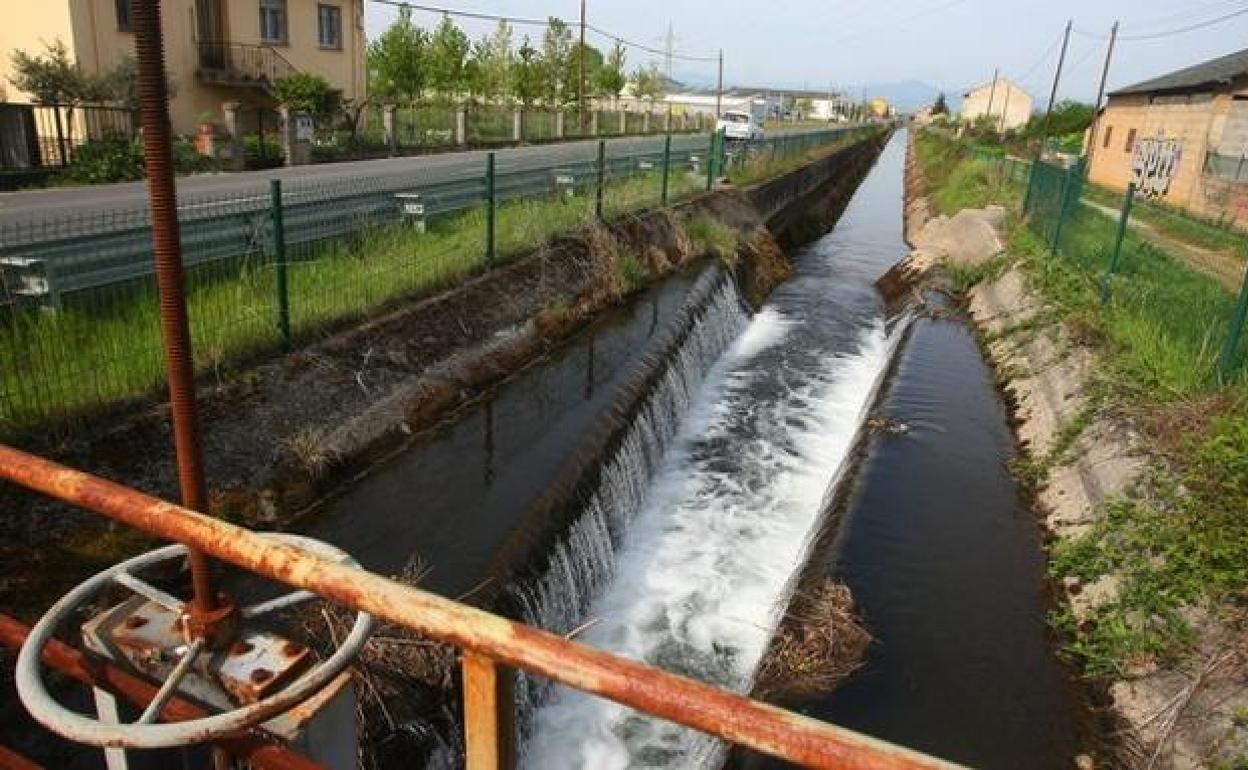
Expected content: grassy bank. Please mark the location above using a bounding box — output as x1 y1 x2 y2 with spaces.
0 166 707 435
727 128 882 187
913 131 1248 685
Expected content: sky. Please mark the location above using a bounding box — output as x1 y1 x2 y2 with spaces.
362 0 1248 107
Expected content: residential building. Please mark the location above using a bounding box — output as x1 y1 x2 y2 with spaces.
1088 47 1248 227
0 0 367 136
961 78 1032 131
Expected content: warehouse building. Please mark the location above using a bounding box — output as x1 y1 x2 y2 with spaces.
1088 47 1248 227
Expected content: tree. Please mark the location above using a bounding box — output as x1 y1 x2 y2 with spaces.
540 18 573 106
595 41 626 103
367 7 429 101
8 40 106 105
481 21 514 104
273 73 341 116
564 42 603 105
1024 99 1094 139
427 14 469 102
511 37 544 108
629 63 665 106
932 92 948 115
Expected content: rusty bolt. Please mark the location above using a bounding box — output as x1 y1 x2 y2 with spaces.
230 640 254 656
281 641 304 658
123 616 149 630
250 668 274 685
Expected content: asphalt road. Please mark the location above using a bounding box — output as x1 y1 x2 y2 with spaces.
0 126 844 228
0 132 717 228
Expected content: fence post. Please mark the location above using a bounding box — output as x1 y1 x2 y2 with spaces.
1022 155 1046 219
1218 248 1248 383
462 652 517 770
485 152 497 265
456 108 468 146
1049 164 1074 252
1100 181 1136 304
706 130 717 191
661 133 672 206
595 139 606 219
269 179 291 350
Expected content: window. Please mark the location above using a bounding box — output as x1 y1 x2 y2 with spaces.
1125 128 1137 153
115 0 132 31
1102 125 1113 149
259 0 288 43
317 5 343 49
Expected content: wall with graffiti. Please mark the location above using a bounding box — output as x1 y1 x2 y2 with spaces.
1131 133 1183 198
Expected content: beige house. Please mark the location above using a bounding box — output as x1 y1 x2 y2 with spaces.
0 0 367 135
1088 47 1248 228
961 77 1032 131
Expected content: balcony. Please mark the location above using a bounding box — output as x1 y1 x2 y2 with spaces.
196 42 296 90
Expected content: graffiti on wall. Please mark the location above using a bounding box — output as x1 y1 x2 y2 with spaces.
1131 133 1183 198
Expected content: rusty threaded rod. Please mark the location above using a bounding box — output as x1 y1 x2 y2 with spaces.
133 0 215 613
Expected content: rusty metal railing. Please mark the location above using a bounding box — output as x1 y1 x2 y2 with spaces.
0 444 962 770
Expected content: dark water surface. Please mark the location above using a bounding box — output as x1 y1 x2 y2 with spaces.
300 271 698 597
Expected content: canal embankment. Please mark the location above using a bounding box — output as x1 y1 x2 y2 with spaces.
892 128 1248 769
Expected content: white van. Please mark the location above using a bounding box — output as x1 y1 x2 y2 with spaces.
715 110 764 143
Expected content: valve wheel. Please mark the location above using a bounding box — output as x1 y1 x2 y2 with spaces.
15 534 373 749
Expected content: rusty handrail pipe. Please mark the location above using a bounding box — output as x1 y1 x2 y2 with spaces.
0 614 324 770
0 444 961 770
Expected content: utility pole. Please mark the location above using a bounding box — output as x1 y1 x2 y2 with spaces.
664 24 675 82
985 67 1000 126
716 49 723 118
1085 21 1119 170
578 0 587 132
999 81 1012 133
1037 20 1073 157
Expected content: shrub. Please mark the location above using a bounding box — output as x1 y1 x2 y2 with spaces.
62 133 144 184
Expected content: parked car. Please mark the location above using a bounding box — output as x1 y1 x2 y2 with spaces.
715 110 764 143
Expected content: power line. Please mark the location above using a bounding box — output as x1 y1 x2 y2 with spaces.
369 0 719 62
1072 4 1248 41
1121 6 1248 40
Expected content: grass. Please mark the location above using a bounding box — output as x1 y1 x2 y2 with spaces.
915 127 1248 681
685 213 740 268
0 133 850 436
727 128 882 187
1085 181 1248 255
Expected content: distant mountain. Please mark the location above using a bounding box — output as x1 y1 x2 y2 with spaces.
857 80 960 113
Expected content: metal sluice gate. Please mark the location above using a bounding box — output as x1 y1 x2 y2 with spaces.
0 444 964 770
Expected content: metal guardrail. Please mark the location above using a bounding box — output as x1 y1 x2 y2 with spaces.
0 443 961 770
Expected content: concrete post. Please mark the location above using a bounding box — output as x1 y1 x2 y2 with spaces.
643 111 650 133
618 110 626 134
589 110 598 136
513 109 522 142
456 108 467 146
555 111 564 139
220 101 245 171
383 104 398 156
278 106 313 167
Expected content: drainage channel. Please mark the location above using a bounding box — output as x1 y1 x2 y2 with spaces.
522 132 910 768
297 268 701 598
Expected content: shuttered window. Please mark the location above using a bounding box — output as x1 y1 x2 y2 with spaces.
318 5 343 49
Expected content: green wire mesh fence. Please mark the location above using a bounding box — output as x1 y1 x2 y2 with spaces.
0 126 869 435
1020 154 1248 386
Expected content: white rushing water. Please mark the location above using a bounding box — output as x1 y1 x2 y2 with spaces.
523 304 898 769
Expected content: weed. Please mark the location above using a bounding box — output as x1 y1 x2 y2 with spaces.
615 252 647 290
685 213 739 267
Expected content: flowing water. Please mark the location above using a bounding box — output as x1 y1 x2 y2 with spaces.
749 315 1085 768
523 133 912 768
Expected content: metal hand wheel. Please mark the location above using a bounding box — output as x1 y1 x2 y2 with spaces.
16 534 373 749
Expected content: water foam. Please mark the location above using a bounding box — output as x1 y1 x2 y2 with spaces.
522 315 897 769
